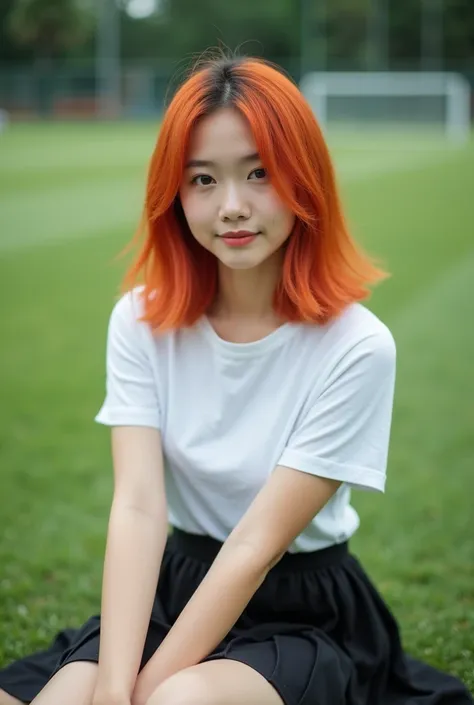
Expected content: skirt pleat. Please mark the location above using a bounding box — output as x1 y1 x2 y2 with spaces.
0 528 472 705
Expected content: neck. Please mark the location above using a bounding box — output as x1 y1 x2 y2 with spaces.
211 251 284 320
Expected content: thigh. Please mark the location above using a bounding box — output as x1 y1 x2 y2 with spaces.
0 627 81 703
142 660 284 705
0 690 24 705
30 662 97 705
137 627 351 705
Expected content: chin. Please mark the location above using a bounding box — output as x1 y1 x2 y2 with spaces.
220 254 263 270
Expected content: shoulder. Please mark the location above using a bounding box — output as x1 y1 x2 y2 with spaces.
105 287 161 356
108 287 163 340
109 286 147 327
335 303 395 356
312 303 396 382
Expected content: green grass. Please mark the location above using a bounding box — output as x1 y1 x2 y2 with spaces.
0 122 473 693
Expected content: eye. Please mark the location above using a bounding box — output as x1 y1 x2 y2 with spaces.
190 174 215 186
249 168 268 181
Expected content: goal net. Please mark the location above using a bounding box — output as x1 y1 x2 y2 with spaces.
300 72 471 143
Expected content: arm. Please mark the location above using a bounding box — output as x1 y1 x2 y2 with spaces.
133 467 340 703
134 330 396 702
93 425 168 701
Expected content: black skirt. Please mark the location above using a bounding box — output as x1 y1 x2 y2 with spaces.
0 528 472 705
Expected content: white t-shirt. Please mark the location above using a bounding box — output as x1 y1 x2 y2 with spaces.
95 289 396 553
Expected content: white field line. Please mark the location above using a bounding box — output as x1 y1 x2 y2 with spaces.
0 145 462 254
336 144 461 181
0 177 144 253
391 247 474 334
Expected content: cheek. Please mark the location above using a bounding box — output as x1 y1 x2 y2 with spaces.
179 192 207 233
269 203 295 237
262 191 295 233
281 208 296 232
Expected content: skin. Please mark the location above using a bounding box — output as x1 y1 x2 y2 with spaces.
179 106 296 325
0 108 301 705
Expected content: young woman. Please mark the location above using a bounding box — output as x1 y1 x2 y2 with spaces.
0 53 471 705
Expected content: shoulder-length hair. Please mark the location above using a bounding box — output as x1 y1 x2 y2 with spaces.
123 53 388 330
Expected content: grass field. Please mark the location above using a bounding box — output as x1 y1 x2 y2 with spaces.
0 121 473 692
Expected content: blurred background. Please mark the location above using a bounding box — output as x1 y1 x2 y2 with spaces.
0 0 473 694
0 0 473 126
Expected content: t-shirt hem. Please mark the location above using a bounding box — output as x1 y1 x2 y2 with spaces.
95 405 161 429
277 449 386 493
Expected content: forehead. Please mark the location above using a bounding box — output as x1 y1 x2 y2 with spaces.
187 107 257 159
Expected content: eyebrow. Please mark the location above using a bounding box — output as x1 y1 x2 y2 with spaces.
185 152 260 169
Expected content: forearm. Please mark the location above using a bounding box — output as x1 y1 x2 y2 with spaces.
95 500 169 697
134 541 270 700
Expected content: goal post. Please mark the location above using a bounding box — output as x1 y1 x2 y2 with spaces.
299 72 471 143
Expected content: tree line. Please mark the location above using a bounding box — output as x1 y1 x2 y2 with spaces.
0 0 473 75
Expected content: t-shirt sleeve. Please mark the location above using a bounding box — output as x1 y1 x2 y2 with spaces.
277 328 396 492
94 292 161 429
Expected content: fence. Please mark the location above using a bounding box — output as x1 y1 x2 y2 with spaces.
1 58 473 121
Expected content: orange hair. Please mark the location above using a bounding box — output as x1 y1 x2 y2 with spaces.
123 52 388 330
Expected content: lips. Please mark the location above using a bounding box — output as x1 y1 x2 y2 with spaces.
219 231 258 247
219 230 258 239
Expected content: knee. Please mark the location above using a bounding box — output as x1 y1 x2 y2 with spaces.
140 672 210 705
0 690 25 705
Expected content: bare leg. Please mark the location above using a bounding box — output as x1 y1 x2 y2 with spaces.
137 659 283 705
30 662 98 705
0 690 25 705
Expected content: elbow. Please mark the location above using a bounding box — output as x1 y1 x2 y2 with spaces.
111 494 166 523
267 550 286 570
226 537 284 576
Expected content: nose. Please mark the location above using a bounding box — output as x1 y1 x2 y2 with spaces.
218 182 251 222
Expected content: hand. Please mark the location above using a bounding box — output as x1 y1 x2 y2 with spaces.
92 687 131 705
92 697 130 705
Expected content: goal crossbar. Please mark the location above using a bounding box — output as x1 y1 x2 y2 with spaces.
300 71 471 142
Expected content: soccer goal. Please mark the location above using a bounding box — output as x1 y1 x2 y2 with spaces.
300 72 471 143
0 108 9 133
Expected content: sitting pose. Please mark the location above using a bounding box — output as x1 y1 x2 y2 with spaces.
1 52 471 705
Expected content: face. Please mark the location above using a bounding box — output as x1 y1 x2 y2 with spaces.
179 107 295 271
